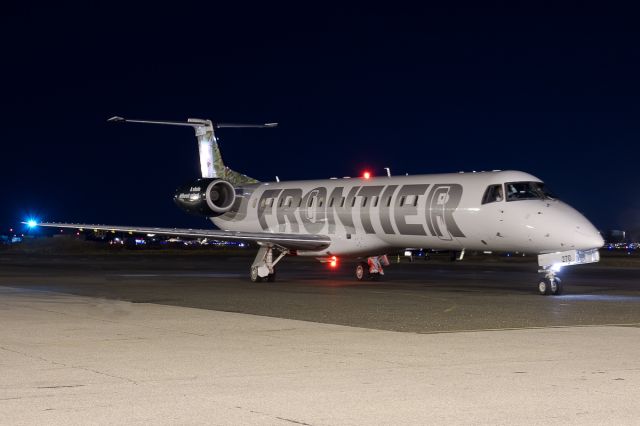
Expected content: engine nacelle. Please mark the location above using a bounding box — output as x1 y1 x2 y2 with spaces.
174 178 237 217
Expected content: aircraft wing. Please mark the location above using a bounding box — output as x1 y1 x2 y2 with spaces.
32 222 331 251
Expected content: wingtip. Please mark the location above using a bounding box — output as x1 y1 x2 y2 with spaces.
107 116 125 123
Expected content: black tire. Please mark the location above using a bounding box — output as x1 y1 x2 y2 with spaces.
250 266 262 283
267 271 276 282
538 278 551 296
550 277 563 295
355 262 369 281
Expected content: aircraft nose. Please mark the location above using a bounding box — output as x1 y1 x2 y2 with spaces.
575 227 605 249
570 212 604 250
546 202 604 250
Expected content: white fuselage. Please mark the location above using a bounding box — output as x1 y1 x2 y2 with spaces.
212 170 603 257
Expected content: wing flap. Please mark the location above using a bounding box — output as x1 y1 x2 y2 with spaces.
32 222 331 251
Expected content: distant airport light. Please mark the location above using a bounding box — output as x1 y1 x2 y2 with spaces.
330 256 338 268
363 171 371 179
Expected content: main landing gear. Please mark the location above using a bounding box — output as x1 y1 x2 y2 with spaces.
355 255 389 281
250 245 287 282
537 267 563 296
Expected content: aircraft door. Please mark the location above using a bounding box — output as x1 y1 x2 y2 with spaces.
480 184 506 244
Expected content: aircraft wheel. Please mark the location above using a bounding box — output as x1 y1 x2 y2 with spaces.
550 277 563 295
250 266 262 283
538 278 551 296
267 271 276 282
355 262 369 281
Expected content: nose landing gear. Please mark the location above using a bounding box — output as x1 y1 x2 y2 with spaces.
537 268 563 296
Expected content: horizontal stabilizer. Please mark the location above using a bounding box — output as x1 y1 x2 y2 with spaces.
107 116 278 129
108 116 275 183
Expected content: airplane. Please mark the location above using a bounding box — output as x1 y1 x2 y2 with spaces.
31 116 604 296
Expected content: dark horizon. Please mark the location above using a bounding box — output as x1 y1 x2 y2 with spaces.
2 3 639 233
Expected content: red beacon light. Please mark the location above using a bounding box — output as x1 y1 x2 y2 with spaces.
329 256 338 268
362 171 371 180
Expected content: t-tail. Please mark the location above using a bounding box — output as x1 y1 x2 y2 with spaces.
107 116 277 185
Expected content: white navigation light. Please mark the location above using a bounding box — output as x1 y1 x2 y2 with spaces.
27 219 38 228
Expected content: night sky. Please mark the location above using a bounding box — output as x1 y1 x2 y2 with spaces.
2 3 639 233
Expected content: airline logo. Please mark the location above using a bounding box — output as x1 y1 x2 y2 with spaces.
255 183 466 239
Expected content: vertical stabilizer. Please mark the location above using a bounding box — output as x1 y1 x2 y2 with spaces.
187 118 222 178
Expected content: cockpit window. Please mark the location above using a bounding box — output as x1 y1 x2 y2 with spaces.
505 181 556 201
482 184 504 204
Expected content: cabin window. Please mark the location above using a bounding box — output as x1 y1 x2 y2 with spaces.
386 196 392 207
319 198 324 207
329 198 334 207
413 195 419 207
278 198 284 207
351 197 356 207
482 184 504 204
286 197 293 208
373 196 379 207
340 197 346 207
399 196 406 207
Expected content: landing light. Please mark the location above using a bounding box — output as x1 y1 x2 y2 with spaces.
551 263 563 272
26 219 38 228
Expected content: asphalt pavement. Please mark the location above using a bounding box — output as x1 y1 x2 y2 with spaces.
1 253 638 333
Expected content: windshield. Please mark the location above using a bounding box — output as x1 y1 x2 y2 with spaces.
505 181 556 201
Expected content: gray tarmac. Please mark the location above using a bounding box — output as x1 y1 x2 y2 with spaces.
1 252 640 424
1 253 639 333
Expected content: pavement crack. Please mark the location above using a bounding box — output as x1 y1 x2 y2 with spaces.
75 366 138 385
36 384 86 389
0 345 68 368
275 416 312 425
0 345 138 385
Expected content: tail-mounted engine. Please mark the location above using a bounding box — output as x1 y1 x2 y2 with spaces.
174 178 236 217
